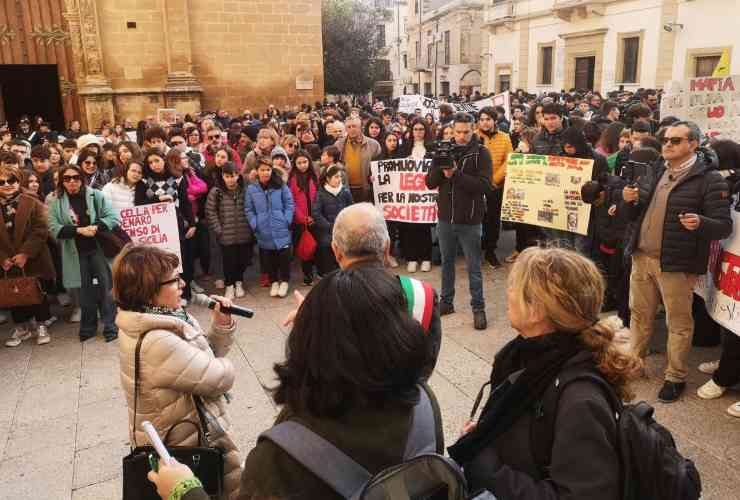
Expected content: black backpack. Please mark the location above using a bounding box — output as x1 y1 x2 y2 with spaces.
531 368 702 500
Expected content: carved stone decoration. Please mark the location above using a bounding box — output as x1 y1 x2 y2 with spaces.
0 25 16 44
78 0 104 76
59 77 76 97
31 25 70 46
62 1 86 81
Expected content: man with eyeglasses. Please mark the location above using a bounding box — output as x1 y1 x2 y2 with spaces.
202 126 242 171
622 120 732 403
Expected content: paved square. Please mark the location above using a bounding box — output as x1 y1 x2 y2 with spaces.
0 250 738 499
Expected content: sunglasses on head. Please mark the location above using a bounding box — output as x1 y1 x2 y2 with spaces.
63 174 81 182
0 176 18 186
661 137 688 146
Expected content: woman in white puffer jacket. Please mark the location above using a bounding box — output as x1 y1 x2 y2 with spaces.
101 160 143 212
113 244 242 500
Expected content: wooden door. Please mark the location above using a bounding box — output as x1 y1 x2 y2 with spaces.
0 0 79 126
575 56 595 91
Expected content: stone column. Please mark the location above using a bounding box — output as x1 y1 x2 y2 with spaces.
161 0 202 117
64 0 114 131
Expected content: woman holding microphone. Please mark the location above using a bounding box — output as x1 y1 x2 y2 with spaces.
113 244 242 499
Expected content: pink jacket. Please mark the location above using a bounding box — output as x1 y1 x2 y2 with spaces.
186 171 208 219
288 174 318 225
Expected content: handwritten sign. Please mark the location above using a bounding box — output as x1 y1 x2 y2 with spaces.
660 75 740 141
119 202 182 271
156 108 177 125
397 92 510 121
371 158 438 223
500 153 594 235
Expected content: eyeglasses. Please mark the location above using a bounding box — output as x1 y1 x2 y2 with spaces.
661 137 689 146
208 135 221 140
159 276 183 287
0 177 18 186
62 174 81 182
286 143 298 148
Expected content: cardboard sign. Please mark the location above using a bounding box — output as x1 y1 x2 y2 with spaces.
660 76 740 142
397 92 510 121
118 202 182 271
371 158 438 223
695 210 740 336
157 108 177 125
500 153 594 235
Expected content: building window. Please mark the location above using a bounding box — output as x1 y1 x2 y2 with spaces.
403 53 407 69
424 82 432 96
377 25 386 48
427 43 433 68
695 55 721 77
441 81 450 96
414 0 418 14
499 74 511 92
539 44 553 85
621 37 639 83
413 83 419 94
415 41 420 62
375 59 391 81
444 30 450 65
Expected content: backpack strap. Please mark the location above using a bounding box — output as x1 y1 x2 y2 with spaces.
403 384 437 459
398 275 434 334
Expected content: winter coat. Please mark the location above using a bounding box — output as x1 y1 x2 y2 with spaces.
333 134 382 194
623 150 733 274
532 128 565 156
244 148 273 179
185 170 208 220
205 186 253 246
312 185 353 247
239 383 444 500
244 174 295 250
117 310 242 500
477 129 513 187
288 173 318 225
0 193 55 281
48 188 119 288
425 135 494 225
102 181 136 213
464 350 620 500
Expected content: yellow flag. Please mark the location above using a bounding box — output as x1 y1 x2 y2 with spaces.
712 48 730 77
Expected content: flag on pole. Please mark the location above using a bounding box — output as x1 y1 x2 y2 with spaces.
712 48 731 77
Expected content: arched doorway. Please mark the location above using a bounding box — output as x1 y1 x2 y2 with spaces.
459 69 482 98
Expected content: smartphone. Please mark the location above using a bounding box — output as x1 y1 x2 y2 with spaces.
142 420 172 468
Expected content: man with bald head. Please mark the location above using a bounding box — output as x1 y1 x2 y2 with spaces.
333 118 381 202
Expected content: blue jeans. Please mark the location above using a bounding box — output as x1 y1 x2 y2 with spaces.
437 220 484 312
78 249 118 339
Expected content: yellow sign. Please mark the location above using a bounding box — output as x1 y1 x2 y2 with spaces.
712 49 731 77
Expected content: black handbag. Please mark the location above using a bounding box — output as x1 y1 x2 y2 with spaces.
122 331 225 500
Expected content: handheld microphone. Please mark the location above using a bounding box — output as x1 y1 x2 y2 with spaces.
191 293 254 318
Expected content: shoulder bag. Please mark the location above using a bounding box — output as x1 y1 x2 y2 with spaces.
0 267 43 308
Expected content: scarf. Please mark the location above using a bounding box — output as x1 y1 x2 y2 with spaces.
324 183 342 197
0 191 21 235
143 304 195 327
447 332 582 465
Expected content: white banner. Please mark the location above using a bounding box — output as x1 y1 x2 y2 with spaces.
118 202 183 271
695 209 740 336
371 158 438 223
397 92 510 121
661 75 740 142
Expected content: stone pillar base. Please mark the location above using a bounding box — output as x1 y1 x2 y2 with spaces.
78 81 115 131
163 72 203 119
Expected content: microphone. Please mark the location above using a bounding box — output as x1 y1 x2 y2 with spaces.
191 293 254 318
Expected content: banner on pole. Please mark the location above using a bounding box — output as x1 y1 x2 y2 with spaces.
118 202 183 271
397 93 510 121
660 75 740 142
371 158 438 223
500 153 594 235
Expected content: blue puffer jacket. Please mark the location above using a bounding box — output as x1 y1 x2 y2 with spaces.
245 173 295 250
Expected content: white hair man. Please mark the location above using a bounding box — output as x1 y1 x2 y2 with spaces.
332 119 381 203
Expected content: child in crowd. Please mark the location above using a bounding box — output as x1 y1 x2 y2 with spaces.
312 164 353 275
288 150 319 285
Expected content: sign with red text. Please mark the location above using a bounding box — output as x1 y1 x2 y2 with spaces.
118 202 182 271
661 75 740 142
500 154 594 235
371 158 438 223
695 210 740 336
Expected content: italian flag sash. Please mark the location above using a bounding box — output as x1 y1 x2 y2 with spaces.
399 275 434 334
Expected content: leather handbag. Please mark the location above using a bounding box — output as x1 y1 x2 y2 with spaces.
0 268 43 308
122 331 225 500
295 223 317 261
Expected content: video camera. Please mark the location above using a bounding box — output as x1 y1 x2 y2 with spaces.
433 140 467 169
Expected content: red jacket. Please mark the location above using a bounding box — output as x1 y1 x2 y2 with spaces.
202 145 243 171
288 174 318 225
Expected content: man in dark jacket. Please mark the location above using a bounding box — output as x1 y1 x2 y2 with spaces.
622 121 733 402
426 112 493 330
532 103 564 156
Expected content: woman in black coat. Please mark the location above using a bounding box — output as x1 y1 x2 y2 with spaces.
449 247 642 500
312 164 353 275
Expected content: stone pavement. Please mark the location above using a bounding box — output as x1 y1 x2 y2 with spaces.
1 244 739 499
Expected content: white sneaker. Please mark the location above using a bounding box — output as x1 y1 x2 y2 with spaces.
407 261 418 273
278 282 289 298
69 307 81 323
36 325 51 345
235 282 246 298
191 281 205 294
0 310 7 324
697 379 726 400
387 255 399 268
270 282 280 297
214 279 225 289
57 293 72 307
420 261 432 272
698 360 720 375
728 401 740 418
224 285 235 300
5 326 31 347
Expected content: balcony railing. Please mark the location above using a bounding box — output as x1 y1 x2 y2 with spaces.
483 0 514 27
552 0 614 20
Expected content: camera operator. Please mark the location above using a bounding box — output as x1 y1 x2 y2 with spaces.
426 112 493 330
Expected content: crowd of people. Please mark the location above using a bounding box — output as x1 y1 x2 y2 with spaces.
0 85 738 499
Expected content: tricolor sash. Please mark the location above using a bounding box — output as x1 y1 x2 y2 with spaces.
399 275 434 334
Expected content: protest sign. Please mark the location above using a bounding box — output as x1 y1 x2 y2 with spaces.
371 158 438 223
695 210 740 336
157 108 177 125
500 153 594 236
660 75 740 142
118 202 182 271
397 92 510 121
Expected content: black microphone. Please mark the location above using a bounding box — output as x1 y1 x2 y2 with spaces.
191 293 254 318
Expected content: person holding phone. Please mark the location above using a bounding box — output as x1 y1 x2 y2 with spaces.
113 244 243 500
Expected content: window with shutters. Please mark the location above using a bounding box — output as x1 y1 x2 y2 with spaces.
538 44 553 85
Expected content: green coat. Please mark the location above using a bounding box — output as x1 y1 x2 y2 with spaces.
48 187 119 288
